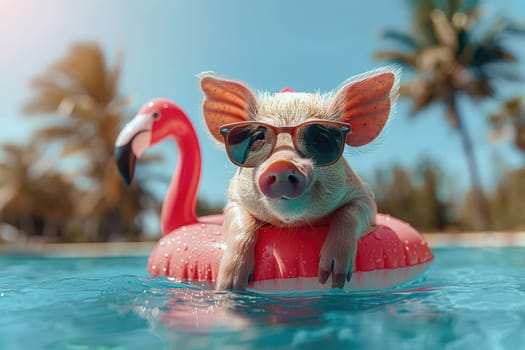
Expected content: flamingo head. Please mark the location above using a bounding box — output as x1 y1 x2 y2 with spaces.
115 98 185 185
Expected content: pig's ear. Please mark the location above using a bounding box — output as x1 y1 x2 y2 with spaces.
329 67 400 147
201 75 258 142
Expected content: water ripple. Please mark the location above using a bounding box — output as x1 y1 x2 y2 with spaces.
2 248 525 349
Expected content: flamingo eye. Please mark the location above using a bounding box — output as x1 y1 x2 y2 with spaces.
152 111 160 119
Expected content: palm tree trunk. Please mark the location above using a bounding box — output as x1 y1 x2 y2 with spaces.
446 94 491 230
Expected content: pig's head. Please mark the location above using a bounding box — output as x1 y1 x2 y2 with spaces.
201 67 399 227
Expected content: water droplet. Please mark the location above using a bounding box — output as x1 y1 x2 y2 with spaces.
152 265 157 270
162 268 167 272
405 246 410 251
176 248 181 252
184 244 189 251
375 258 382 264
164 253 169 258
160 241 165 246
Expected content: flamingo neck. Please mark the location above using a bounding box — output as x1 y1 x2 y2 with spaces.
161 114 201 235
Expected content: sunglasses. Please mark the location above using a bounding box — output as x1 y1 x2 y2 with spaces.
219 120 351 167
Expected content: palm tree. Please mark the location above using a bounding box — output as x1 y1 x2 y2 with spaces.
489 97 525 153
489 167 525 230
373 161 450 231
0 142 79 240
0 143 41 237
375 0 525 230
23 42 160 241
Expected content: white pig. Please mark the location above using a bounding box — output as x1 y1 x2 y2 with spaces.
201 67 399 290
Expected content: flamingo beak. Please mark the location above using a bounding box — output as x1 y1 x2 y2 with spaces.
114 114 153 185
115 142 137 185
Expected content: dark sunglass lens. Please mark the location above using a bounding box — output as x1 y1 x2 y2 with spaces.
299 124 343 165
227 125 273 166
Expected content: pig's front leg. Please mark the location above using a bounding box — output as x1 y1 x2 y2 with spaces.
216 202 259 291
318 196 376 288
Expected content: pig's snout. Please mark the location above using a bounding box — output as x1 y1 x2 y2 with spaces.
258 160 307 199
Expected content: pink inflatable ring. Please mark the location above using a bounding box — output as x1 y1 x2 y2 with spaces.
115 98 433 294
147 214 433 293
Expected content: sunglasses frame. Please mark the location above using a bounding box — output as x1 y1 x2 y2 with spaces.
219 120 351 168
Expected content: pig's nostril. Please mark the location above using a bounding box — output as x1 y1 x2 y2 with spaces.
267 175 277 185
288 174 299 184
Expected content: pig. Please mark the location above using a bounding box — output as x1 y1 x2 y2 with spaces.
200 67 399 290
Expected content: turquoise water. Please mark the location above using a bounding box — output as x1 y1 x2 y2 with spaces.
1 247 525 350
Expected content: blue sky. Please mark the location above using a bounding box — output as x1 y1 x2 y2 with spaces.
1 0 524 205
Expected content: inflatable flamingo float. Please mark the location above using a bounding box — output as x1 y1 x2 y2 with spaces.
115 98 433 293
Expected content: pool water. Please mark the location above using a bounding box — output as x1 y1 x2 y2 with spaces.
1 247 525 350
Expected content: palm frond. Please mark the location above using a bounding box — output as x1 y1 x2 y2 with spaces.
374 50 417 67
23 91 68 116
0 186 19 212
400 78 442 113
105 50 123 103
472 43 517 69
378 29 420 50
443 0 480 17
503 97 523 117
489 97 525 152
514 124 525 151
503 20 525 35
1 143 25 157
463 76 493 98
430 9 458 50
33 125 80 142
51 43 107 102
30 74 85 95
412 0 439 45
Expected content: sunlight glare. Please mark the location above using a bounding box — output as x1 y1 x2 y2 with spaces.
0 0 62 65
